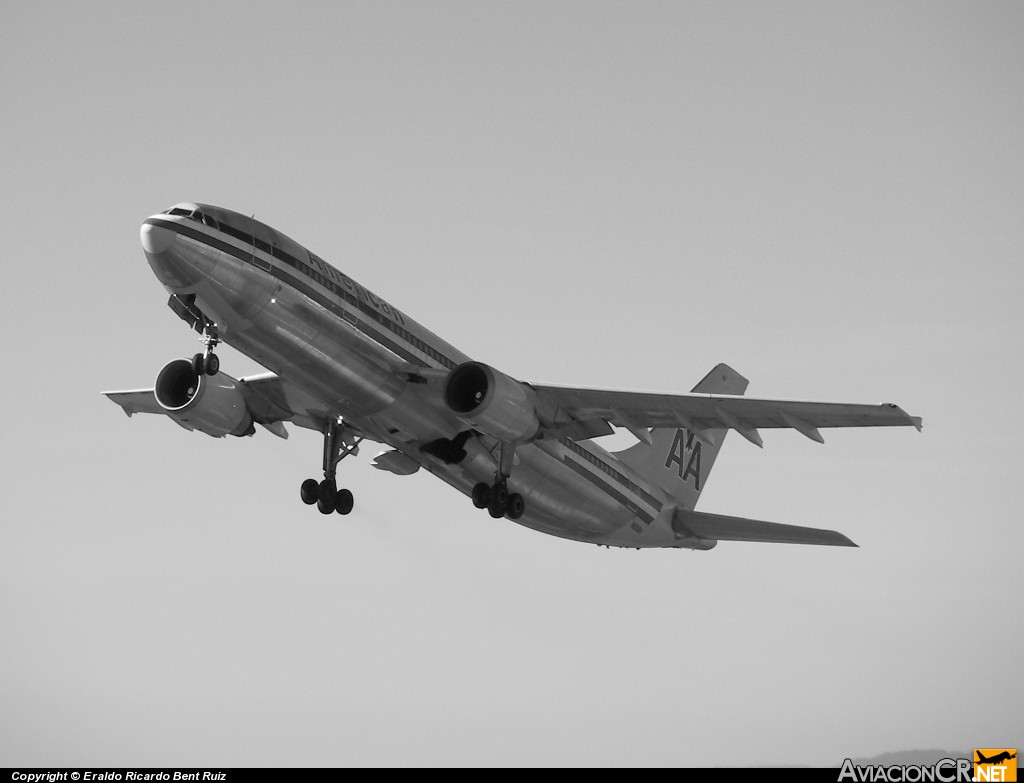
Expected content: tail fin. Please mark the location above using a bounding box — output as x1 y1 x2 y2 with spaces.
613 363 748 510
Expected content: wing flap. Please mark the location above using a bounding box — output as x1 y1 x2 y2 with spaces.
673 508 857 547
236 373 295 424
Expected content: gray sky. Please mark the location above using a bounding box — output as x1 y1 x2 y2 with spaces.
2 0 1021 768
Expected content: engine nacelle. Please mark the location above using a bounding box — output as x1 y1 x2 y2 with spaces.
443 362 541 442
154 359 254 438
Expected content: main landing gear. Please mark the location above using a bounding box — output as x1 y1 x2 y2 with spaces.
191 323 220 376
471 479 525 520
470 440 525 520
300 417 362 515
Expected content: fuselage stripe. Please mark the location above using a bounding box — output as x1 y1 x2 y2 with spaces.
559 437 664 514
560 455 656 525
147 217 459 371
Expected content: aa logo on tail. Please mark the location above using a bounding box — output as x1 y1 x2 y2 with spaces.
664 428 702 490
974 749 1017 782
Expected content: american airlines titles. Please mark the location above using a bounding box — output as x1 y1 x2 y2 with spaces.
664 428 703 489
307 253 406 327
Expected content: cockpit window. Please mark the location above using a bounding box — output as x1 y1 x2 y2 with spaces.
162 206 219 230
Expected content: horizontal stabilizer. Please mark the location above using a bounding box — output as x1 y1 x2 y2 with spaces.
673 509 857 547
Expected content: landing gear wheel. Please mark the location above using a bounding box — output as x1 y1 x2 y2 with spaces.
485 481 510 518
301 418 364 515
334 489 354 515
300 478 319 505
191 353 205 375
490 482 509 508
203 353 220 375
318 478 337 507
471 482 490 509
316 479 336 515
506 493 525 520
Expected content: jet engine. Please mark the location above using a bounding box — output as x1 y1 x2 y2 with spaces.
154 358 254 437
443 362 541 442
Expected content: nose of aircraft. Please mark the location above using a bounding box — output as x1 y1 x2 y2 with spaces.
140 219 195 291
140 221 176 255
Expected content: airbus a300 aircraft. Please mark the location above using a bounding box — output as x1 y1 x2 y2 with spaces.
105 203 921 550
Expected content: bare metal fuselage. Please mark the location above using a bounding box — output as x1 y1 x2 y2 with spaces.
140 206 685 548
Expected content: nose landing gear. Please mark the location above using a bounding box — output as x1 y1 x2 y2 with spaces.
300 417 362 515
191 323 221 376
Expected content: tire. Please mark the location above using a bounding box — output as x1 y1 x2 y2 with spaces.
490 482 509 507
471 482 490 509
300 478 319 505
317 497 334 515
506 493 525 520
318 479 336 506
204 353 220 375
334 489 354 515
191 353 205 375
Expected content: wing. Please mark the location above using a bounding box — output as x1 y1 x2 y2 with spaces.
104 373 311 437
533 376 922 447
103 388 166 417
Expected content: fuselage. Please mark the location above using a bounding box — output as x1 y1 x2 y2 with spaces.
141 203 686 548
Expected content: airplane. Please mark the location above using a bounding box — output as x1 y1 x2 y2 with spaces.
976 752 1017 765
104 203 922 550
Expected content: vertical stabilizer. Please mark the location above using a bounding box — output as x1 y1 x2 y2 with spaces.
613 364 748 510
